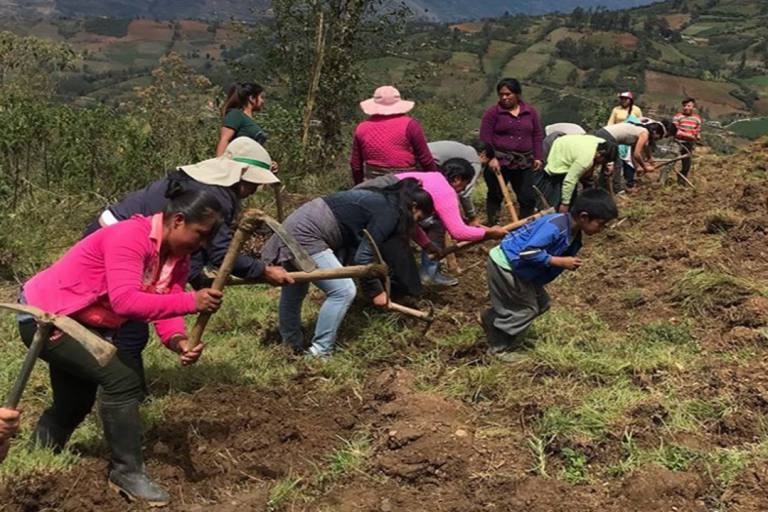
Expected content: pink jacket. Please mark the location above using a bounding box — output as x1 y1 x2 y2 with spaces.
23 215 197 346
395 172 485 245
350 115 437 184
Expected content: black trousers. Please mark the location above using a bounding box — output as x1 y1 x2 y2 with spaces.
19 321 147 433
483 166 536 219
680 141 695 180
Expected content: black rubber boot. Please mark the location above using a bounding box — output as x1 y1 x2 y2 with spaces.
100 400 170 507
28 409 77 453
485 201 501 226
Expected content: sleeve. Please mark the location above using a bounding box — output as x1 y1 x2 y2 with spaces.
531 108 545 161
407 120 437 172
518 224 559 267
103 225 198 324
350 128 365 185
560 154 594 206
412 226 431 248
222 110 242 131
635 106 643 118
206 222 267 280
607 108 618 126
355 214 400 297
695 115 703 135
479 107 495 144
153 280 190 347
432 180 485 241
459 193 476 219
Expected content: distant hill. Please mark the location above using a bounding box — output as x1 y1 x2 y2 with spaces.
0 0 659 22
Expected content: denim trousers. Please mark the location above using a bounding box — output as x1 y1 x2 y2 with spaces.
278 249 357 356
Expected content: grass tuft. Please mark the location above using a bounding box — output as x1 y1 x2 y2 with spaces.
671 269 754 316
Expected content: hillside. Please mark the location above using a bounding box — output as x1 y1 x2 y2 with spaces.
2 0 768 144
0 0 659 22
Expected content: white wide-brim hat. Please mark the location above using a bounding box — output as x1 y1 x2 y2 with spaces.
180 137 279 187
360 85 415 116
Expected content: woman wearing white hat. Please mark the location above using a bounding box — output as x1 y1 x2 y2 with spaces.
350 85 437 184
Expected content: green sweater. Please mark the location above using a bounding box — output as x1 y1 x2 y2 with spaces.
545 135 602 205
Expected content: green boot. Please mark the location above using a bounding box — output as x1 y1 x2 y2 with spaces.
101 400 170 507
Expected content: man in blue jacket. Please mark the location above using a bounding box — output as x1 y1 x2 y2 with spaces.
481 188 618 361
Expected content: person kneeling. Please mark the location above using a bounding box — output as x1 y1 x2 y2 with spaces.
481 189 618 362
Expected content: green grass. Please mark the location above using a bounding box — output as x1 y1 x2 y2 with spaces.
671 269 754 316
730 119 768 140
744 75 768 87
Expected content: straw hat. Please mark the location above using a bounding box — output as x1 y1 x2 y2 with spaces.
180 138 279 187
359 86 415 116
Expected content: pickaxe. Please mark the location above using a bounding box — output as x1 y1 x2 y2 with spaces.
432 208 555 261
272 183 286 223
0 303 117 409
189 208 316 346
492 166 519 222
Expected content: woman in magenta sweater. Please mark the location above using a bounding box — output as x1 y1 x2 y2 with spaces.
480 78 544 223
350 85 437 184
18 189 224 506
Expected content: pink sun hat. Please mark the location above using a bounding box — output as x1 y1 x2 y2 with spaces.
617 91 634 99
360 86 415 116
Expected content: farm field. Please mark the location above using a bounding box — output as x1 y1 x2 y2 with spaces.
4 140 768 511
644 71 749 117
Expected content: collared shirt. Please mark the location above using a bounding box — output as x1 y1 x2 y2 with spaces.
479 101 544 166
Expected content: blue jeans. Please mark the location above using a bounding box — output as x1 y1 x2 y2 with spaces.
623 161 636 189
278 249 357 356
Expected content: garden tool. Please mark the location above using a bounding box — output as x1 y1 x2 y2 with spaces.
433 208 555 261
532 185 551 211
362 230 435 326
273 183 286 222
190 208 315 345
217 262 389 285
493 166 519 222
0 303 117 409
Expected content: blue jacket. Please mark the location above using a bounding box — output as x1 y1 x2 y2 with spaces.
500 213 582 286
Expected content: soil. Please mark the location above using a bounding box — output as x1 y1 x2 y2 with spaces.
5 142 768 510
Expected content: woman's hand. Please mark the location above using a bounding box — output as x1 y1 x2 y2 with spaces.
488 157 501 172
533 159 543 171
261 266 295 286
559 204 570 214
270 161 279 174
172 337 205 366
372 292 388 307
425 243 444 259
194 288 223 314
644 164 656 173
0 408 20 441
484 225 509 240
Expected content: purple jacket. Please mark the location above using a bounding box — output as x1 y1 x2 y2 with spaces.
479 101 544 168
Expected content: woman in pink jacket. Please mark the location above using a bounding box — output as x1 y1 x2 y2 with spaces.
18 188 224 506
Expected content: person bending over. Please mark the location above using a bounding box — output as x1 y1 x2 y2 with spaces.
481 188 618 362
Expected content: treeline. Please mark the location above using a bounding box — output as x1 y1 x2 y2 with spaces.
566 7 632 32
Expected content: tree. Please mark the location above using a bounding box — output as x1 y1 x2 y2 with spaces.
252 0 411 149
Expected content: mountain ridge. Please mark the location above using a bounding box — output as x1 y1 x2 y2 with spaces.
0 0 659 22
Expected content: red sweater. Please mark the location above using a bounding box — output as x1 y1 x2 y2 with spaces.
350 114 437 184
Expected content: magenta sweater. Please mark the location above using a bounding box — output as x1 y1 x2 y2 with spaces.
350 115 437 184
23 215 197 346
395 172 485 245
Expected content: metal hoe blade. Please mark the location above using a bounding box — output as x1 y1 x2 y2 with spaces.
260 213 317 273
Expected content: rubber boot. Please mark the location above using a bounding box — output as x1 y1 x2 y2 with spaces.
28 409 77 453
100 400 170 507
485 201 501 226
420 251 458 287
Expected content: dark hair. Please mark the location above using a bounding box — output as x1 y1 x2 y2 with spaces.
571 189 618 221
222 83 264 116
164 183 224 234
440 158 475 183
596 140 618 162
682 97 696 106
661 119 677 139
364 178 434 239
497 78 522 95
470 140 495 159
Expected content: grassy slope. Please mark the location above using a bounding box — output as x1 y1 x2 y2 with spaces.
4 141 768 510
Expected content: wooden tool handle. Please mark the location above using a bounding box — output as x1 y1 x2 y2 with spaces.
494 166 519 222
189 214 259 345
224 264 388 286
387 301 433 321
6 323 52 409
434 208 555 260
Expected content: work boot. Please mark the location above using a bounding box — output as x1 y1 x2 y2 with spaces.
28 409 77 453
100 400 170 507
485 201 501 226
420 251 458 287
